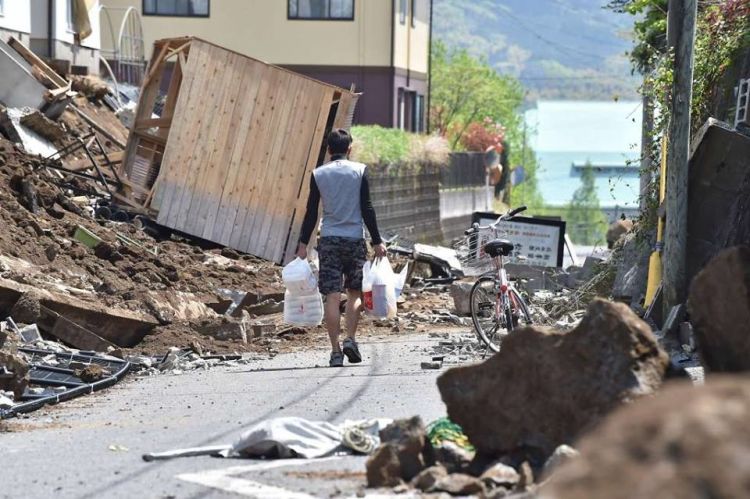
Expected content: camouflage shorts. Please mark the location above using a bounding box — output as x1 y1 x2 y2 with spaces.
317 237 367 296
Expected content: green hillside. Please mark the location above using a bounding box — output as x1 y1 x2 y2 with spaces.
433 0 641 100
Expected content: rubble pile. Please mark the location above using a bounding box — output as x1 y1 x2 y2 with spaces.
365 416 572 497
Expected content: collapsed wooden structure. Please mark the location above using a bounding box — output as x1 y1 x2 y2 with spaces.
116 37 358 263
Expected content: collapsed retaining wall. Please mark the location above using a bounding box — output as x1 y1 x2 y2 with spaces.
687 119 750 284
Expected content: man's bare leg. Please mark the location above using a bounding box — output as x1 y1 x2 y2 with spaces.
325 292 342 352
345 289 362 339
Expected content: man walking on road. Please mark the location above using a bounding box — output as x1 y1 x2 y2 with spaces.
297 129 386 367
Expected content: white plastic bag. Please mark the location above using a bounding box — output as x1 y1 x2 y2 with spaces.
367 257 397 319
282 257 317 295
283 290 323 326
394 263 409 299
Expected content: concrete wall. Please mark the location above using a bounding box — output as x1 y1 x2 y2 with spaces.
369 163 443 243
0 37 48 109
0 0 32 35
102 0 393 66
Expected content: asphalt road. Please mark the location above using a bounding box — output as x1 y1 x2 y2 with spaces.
0 331 461 499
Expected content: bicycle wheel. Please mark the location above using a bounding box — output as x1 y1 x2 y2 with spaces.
470 276 511 353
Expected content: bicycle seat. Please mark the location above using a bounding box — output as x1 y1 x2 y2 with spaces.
484 239 515 257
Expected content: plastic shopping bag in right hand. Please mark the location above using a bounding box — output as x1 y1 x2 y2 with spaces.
363 257 397 319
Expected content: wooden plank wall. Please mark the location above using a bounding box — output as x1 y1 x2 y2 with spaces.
153 39 343 263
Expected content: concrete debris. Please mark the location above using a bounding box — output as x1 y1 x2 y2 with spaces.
0 350 30 399
542 377 750 499
449 281 473 316
438 299 668 459
481 462 521 488
411 465 448 491
367 417 432 487
19 111 66 142
611 231 651 307
75 363 107 382
688 246 750 372
0 392 14 409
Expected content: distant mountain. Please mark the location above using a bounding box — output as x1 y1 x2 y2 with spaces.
433 0 641 101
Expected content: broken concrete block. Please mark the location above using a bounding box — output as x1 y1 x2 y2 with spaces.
480 462 520 488
19 110 66 142
0 393 14 409
437 299 668 459
39 306 118 352
688 246 750 372
196 317 247 342
543 377 750 499
0 351 30 399
611 231 651 305
449 282 473 316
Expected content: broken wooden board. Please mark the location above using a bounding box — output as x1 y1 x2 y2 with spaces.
119 37 358 263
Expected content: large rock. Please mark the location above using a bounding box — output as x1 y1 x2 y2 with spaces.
542 377 750 499
688 246 750 372
437 299 668 458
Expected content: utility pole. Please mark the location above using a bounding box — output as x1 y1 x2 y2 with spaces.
663 0 697 314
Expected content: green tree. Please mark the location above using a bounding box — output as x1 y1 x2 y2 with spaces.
566 164 608 246
430 40 544 209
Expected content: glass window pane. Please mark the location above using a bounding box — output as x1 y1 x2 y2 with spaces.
399 0 406 24
289 0 297 17
298 0 327 18
190 0 208 15
330 0 353 18
144 0 156 13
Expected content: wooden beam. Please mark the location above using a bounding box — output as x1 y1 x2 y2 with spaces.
8 37 68 88
135 116 173 130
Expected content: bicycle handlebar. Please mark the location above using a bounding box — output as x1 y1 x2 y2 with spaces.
464 205 528 235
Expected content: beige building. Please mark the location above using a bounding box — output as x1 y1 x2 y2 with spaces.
0 0 101 74
100 0 431 129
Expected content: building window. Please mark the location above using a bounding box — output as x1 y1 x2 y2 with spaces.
288 0 354 20
66 0 74 31
0 0 5 16
415 94 425 132
399 0 407 24
411 0 416 27
143 0 210 17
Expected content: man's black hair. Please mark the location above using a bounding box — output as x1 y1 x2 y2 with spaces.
327 128 352 155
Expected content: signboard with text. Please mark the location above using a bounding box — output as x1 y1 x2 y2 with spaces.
471 213 566 268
